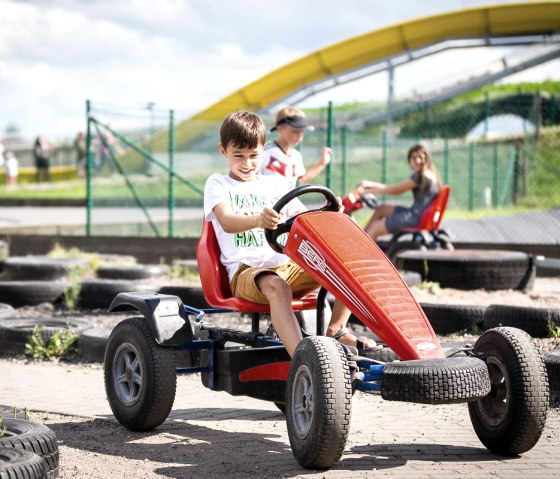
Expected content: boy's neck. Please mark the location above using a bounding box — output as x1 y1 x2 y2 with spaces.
275 138 293 155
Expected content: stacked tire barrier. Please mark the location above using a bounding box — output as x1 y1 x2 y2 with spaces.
0 415 59 479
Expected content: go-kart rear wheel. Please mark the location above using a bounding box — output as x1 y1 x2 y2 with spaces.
286 336 352 469
468 327 549 455
104 317 177 431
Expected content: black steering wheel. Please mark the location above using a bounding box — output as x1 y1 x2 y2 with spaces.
265 184 339 254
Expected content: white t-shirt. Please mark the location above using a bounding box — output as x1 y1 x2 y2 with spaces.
260 141 306 189
6 157 18 177
204 173 304 282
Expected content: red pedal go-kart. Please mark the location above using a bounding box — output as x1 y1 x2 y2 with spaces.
104 185 549 470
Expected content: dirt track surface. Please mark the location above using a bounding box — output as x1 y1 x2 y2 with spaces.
2 278 560 478
16 375 560 479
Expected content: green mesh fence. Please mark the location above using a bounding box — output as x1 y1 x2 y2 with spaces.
85 91 559 238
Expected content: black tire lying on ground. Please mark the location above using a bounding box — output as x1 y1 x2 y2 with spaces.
0 418 58 479
96 264 170 280
545 350 560 408
0 447 47 479
77 327 113 363
388 241 426 265
483 305 560 338
396 249 530 291
381 356 490 404
78 280 158 310
0 303 14 318
0 317 92 356
0 405 28 420
2 256 88 281
399 270 422 288
0 281 71 307
420 303 487 335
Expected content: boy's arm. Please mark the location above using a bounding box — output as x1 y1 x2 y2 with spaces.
213 202 283 233
298 147 332 185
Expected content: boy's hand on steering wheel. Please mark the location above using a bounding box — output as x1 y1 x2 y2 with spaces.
336 196 344 213
257 207 282 230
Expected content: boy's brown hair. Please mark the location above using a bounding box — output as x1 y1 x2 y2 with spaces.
220 110 266 150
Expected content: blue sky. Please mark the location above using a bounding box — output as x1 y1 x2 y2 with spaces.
1 0 558 141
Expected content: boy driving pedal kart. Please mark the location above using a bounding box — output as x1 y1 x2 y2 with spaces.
204 110 379 355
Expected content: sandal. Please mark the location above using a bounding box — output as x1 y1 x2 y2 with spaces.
332 327 380 353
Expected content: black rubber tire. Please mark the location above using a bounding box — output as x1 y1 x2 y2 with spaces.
170 259 198 272
381 356 490 404
389 241 426 266
96 254 136 264
0 418 58 478
77 327 113 362
397 249 530 291
0 240 8 261
483 305 560 338
0 281 71 307
78 280 158 310
420 303 487 335
0 447 47 479
157 285 210 309
0 406 28 420
96 264 170 280
2 256 88 281
0 317 92 356
361 346 400 362
0 304 14 319
468 327 549 455
545 350 560 408
400 271 422 288
286 336 352 469
104 317 177 431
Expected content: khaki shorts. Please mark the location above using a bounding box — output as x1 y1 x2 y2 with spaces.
230 261 319 304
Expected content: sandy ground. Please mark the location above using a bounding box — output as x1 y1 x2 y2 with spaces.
2 277 560 478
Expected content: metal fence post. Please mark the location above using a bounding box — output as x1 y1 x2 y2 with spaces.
168 109 175 238
326 101 333 189
341 126 347 194
492 143 499 208
469 142 475 211
443 138 449 185
86 100 93 236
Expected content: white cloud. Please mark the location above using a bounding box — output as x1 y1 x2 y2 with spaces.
0 0 557 141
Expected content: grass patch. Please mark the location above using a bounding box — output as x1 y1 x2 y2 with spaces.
24 325 80 361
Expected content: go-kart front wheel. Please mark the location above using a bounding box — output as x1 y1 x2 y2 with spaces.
104 317 177 431
468 327 549 455
286 336 352 469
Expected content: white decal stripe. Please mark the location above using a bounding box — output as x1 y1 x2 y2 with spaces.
323 266 376 323
297 239 376 323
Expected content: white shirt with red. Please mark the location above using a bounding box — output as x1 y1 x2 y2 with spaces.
260 141 306 188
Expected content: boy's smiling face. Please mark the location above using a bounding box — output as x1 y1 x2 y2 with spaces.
219 142 263 182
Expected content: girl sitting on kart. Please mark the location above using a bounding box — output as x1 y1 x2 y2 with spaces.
351 143 442 241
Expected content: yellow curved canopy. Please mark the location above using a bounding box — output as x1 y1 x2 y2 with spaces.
178 1 560 142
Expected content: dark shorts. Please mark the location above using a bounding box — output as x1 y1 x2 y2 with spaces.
385 206 421 233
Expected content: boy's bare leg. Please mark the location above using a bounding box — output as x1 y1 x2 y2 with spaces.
256 273 303 356
326 300 377 349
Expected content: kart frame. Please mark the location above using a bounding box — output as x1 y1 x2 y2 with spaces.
104 185 550 469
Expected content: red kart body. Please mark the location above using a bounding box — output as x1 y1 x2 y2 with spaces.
285 211 444 360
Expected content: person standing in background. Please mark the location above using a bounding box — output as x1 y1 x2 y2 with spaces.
73 132 87 177
4 151 19 186
33 136 51 182
260 106 331 188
